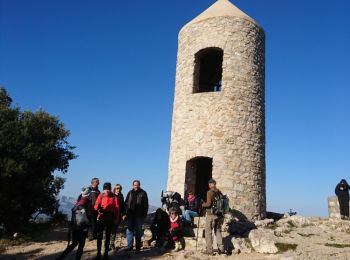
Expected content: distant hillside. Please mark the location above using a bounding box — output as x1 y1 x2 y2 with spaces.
59 195 76 219
59 195 159 219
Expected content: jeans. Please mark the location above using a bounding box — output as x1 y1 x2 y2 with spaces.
183 210 198 223
126 216 144 250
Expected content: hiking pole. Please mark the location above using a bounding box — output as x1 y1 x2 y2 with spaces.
195 216 200 251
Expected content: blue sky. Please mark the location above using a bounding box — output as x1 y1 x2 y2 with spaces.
1 0 349 216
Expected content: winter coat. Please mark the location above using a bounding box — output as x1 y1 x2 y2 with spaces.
94 191 120 223
169 215 182 241
185 195 200 212
125 188 149 218
335 179 350 198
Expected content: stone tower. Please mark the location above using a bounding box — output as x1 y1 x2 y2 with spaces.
167 0 266 220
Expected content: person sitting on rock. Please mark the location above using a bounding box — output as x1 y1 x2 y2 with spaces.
148 208 170 247
335 179 350 220
164 207 183 252
182 190 200 227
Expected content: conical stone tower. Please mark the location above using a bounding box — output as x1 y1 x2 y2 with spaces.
167 0 266 220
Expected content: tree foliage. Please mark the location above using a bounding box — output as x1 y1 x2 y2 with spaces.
0 87 77 233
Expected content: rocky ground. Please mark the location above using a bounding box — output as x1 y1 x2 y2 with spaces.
2 215 350 260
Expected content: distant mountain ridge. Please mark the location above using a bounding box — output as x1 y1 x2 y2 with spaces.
58 195 159 219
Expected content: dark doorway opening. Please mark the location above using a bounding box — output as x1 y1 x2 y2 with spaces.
193 47 223 93
185 157 213 201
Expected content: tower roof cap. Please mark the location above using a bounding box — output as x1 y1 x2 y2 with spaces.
183 0 258 29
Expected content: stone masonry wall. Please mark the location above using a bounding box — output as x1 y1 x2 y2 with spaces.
328 196 350 219
167 16 266 220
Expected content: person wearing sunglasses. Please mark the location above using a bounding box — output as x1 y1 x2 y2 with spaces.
110 184 126 250
164 207 183 251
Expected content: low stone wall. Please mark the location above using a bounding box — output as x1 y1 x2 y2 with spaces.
328 196 350 219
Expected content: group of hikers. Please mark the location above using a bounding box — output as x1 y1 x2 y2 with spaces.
58 178 228 259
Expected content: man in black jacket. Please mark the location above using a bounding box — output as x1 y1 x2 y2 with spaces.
123 180 148 252
86 177 100 240
335 179 350 220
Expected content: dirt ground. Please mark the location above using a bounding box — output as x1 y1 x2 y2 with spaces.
2 218 350 260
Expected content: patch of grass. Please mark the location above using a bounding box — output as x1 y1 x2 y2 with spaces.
297 233 315 237
325 243 350 248
275 243 298 253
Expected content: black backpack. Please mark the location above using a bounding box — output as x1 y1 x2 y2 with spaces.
211 191 229 216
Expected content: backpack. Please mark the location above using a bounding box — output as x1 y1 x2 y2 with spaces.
72 205 90 229
211 191 229 216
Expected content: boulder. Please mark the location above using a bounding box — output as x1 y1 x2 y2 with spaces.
254 218 274 228
276 215 310 228
248 228 278 254
232 237 253 253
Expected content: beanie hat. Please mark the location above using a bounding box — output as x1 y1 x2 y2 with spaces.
81 187 91 197
208 178 216 184
103 182 112 191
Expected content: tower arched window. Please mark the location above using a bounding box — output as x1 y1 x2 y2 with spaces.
193 47 223 93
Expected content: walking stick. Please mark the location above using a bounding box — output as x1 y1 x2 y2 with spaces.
195 216 200 250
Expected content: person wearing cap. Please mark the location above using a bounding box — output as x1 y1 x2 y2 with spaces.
94 182 120 259
58 187 93 260
123 180 149 252
201 178 224 255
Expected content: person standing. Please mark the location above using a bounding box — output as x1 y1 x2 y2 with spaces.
80 177 100 240
335 179 350 220
123 180 149 252
110 184 126 250
58 187 92 260
94 182 120 259
201 179 224 255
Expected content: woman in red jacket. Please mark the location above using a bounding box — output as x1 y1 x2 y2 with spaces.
164 207 183 252
94 182 119 259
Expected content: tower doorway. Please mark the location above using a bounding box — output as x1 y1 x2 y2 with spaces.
185 157 213 201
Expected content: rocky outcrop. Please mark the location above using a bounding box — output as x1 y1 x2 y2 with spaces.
248 228 278 254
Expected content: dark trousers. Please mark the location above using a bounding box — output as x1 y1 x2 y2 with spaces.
110 223 119 248
89 210 98 239
96 217 113 255
59 229 87 260
338 195 349 217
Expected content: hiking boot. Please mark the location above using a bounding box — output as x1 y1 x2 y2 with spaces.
174 241 181 252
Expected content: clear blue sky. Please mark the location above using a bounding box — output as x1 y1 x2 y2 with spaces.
1 0 349 216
